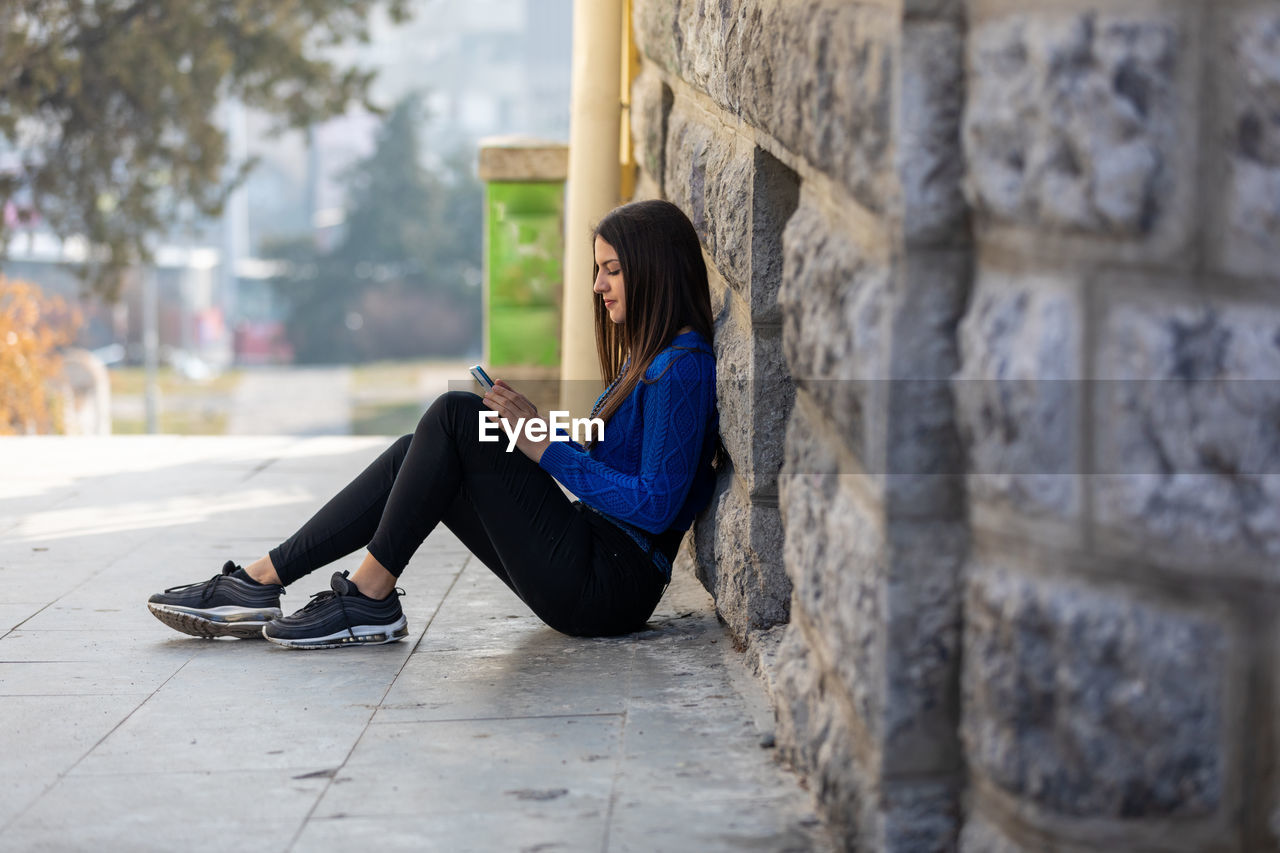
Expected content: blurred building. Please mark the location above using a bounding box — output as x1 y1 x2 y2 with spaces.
3 235 234 373
0 0 573 369
244 0 573 258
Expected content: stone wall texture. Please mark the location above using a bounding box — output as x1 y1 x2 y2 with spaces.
632 0 1278 850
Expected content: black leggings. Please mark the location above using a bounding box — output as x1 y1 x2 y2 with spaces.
267 391 667 637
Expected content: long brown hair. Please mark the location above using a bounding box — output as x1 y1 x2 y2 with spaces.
591 200 713 425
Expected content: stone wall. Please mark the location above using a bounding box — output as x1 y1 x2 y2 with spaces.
632 0 969 847
955 2 1280 851
630 0 1279 851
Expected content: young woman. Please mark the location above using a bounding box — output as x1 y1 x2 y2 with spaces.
147 199 719 648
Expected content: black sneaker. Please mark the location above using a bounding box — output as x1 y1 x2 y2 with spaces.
263 570 408 649
147 561 284 639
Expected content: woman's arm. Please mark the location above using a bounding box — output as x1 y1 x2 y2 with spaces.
538 350 715 533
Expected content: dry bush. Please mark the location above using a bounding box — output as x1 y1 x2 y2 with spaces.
0 276 81 434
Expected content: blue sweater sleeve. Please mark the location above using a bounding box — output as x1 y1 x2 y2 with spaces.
538 350 713 534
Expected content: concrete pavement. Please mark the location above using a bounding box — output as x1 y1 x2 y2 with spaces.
0 437 830 852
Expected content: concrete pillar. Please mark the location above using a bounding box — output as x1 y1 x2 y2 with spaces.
559 0 623 416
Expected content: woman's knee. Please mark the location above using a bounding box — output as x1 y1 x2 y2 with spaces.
416 390 484 439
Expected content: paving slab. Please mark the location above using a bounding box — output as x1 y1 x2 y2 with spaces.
313 715 622 818
0 693 152 827
1 770 330 853
607 796 823 853
294 810 609 853
0 658 186 696
0 604 44 632
0 437 832 851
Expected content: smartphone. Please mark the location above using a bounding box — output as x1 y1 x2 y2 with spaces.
469 364 495 392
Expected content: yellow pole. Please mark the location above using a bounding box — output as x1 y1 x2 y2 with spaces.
619 0 639 201
559 0 624 416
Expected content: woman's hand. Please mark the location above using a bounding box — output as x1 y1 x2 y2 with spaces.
482 379 551 463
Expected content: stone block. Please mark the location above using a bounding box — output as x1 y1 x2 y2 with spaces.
728 0 779 139
775 1 894 213
631 67 672 191
953 268 1083 520
964 11 1185 241
706 143 755 292
704 477 790 637
884 248 971 520
883 379 966 520
707 0 754 116
747 148 801 326
958 813 1028 853
663 102 714 243
881 518 965 777
673 0 731 105
780 200 889 469
888 250 971 384
775 622 961 851
661 103 798 323
707 252 730 325
904 0 963 23
715 302 792 497
632 0 679 75
781 399 885 738
643 0 892 216
771 621 869 850
900 21 968 247
715 296 752 468
724 0 894 212
1215 6 1280 280
663 103 754 291
964 567 1227 818
1093 294 1280 561
783 400 965 778
878 778 960 853
750 324 791 492
689 463 731 600
744 621 787 698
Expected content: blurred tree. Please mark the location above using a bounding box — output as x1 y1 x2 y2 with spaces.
269 95 482 363
0 0 410 296
0 275 79 433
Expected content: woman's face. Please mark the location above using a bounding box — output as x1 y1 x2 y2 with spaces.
593 235 626 325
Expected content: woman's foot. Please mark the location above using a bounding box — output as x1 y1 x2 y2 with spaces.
263 570 407 649
348 551 397 599
242 554 283 586
147 561 285 639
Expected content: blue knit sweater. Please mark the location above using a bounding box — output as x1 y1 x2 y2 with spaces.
539 330 717 566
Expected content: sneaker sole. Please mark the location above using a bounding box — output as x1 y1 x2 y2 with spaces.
147 603 282 640
263 616 409 649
